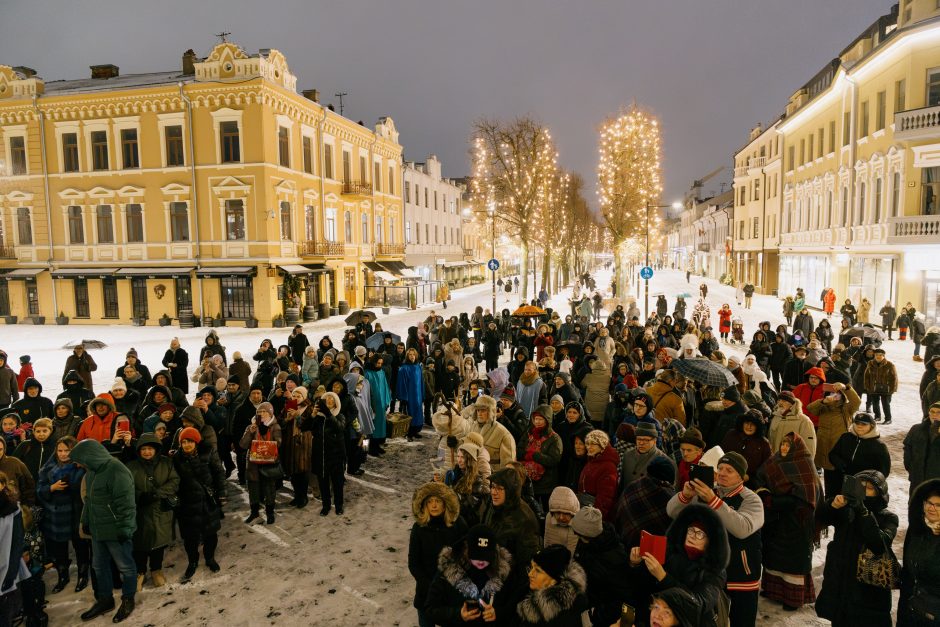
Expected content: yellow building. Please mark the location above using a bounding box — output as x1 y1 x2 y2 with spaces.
0 41 404 325
773 0 940 321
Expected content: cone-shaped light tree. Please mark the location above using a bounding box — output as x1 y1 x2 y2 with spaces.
470 117 558 301
597 105 663 300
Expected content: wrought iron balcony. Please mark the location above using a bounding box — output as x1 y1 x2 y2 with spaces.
895 105 940 141
376 243 405 256
342 180 372 195
300 240 345 257
0 246 15 259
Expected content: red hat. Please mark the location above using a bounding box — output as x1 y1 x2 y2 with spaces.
157 403 176 415
500 385 516 402
179 426 202 443
805 367 826 382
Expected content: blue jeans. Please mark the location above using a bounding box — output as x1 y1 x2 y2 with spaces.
92 538 137 600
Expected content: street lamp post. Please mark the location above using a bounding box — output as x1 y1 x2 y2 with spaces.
490 204 496 315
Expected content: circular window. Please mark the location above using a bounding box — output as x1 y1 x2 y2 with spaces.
274 70 280 78
223 62 233 72
0 85 5 93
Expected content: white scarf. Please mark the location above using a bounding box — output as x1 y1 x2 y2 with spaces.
0 504 30 595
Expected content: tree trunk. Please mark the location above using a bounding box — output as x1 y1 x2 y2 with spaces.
519 238 530 302
613 239 629 304
541 248 551 294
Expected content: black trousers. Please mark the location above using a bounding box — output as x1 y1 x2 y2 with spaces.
728 589 759 627
46 534 91 569
133 547 165 573
868 393 892 421
217 434 236 472
317 468 345 510
291 472 309 503
346 439 363 474
182 531 218 564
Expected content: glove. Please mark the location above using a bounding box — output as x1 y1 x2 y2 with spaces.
446 435 459 449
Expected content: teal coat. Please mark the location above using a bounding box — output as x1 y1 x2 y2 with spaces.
363 367 391 438
69 438 136 542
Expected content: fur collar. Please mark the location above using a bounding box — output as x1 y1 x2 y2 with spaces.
437 545 512 600
516 561 587 623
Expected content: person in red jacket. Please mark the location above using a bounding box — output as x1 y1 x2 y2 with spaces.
793 367 827 427
579 429 620 521
76 395 118 443
718 304 733 341
16 355 33 393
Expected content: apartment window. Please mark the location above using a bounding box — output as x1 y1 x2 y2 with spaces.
220 277 253 319
302 137 313 174
361 213 369 243
892 171 901 217
343 150 352 182
787 146 795 171
175 277 192 316
859 101 869 138
102 277 119 319
16 207 32 245
817 128 824 158
753 179 760 201
405 220 411 243
74 278 89 318
843 112 851 147
826 190 833 227
131 278 148 319
828 121 836 153
389 217 395 244
225 199 245 240
404 182 411 203
324 208 337 242
738 220 745 240
8 136 26 176
929 69 940 107
807 135 814 161
874 178 883 222
165 125 184 167
425 223 429 243
416 221 421 244
752 217 759 238
25 279 38 316
375 215 383 243
220 121 240 163
342 210 351 242
91 130 108 170
923 167 940 215
876 91 887 131
279 201 292 240
96 205 114 244
388 166 395 195
434 191 439 210
126 203 144 243
842 187 849 225
425 188 429 207
62 133 79 172
799 139 805 165
120 129 139 169
68 206 84 244
434 225 439 243
374 162 381 193
169 202 188 242
858 183 867 223
323 144 334 179
278 126 290 167
304 205 316 241
896 79 907 112
360 155 368 183
0 281 10 317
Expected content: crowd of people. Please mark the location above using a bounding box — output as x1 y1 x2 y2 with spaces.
1 269 939 625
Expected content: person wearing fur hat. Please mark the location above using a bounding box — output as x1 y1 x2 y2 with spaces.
720 410 772 491
615 457 677 551
621 422 675 486
11 417 55 481
863 348 897 424
628 503 729 626
512 544 588 626
409 482 468 626
569 506 628 625
827 411 890 492
815 470 897 627
482 467 540 566
792 366 828 427
423 524 513 626
126 434 180 591
544 486 580 553
173 425 225 583
668 450 764 627
470 395 515 472
239 401 281 524
517 405 562 509
769 392 816 459
578 430 620 521
807 382 861 497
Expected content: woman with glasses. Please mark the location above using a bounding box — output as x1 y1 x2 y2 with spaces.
899 478 940 627
512 545 588 626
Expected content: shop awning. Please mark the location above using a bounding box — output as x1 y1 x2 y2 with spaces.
443 261 468 268
304 264 331 274
363 262 385 272
51 267 120 279
374 270 398 282
195 266 255 278
3 267 45 279
279 264 312 275
380 260 421 279
115 267 194 278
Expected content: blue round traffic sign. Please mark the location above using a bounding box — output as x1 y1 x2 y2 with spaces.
640 266 654 280
487 258 500 272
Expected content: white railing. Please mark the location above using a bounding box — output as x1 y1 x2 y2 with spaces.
888 214 940 243
895 105 940 140
748 156 768 169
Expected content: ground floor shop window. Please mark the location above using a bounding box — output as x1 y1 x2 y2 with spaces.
102 278 119 319
221 277 253 319
131 277 148 319
778 255 830 304
847 257 895 311
25 279 39 316
74 278 89 318
175 277 192 316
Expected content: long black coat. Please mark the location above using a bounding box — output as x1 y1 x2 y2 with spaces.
161 348 190 394
408 513 468 609
309 406 346 475
288 332 310 366
573 524 631 626
172 442 225 535
904 420 940 488
899 479 940 627
828 429 891 479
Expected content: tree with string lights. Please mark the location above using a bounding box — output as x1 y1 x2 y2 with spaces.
470 117 558 302
597 105 663 302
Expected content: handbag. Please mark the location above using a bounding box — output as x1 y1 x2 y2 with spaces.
249 429 278 465
258 463 284 481
856 540 901 589
871 383 890 395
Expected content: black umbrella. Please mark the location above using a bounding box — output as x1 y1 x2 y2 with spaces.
671 357 737 388
843 324 886 343
365 331 401 350
344 310 377 326
62 339 107 350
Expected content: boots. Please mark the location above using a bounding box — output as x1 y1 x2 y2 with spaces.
244 506 260 523
80 597 116 621
51 563 70 593
367 439 384 457
151 569 166 587
136 573 145 592
206 559 221 573
112 596 135 623
914 355 924 362
75 563 90 592
181 562 198 583
265 505 276 525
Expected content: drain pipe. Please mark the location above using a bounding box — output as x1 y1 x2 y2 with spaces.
316 107 329 308
32 95 58 315
179 82 204 317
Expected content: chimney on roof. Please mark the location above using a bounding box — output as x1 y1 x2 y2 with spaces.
182 49 197 75
302 89 320 103
327 103 335 112
90 64 119 79
12 66 36 78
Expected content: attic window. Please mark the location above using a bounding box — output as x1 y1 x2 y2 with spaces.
0 85 5 93
274 70 280 78
223 62 233 72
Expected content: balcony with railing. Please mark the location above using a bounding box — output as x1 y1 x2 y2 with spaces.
376 243 405 256
733 165 748 178
895 105 940 141
887 214 940 244
300 240 345 257
342 180 372 195
748 155 768 169
0 246 15 259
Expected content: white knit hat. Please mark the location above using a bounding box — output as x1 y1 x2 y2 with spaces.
111 377 127 392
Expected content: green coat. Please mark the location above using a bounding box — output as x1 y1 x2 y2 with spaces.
69 438 136 542
126 446 179 552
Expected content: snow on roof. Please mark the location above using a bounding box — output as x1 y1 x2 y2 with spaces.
42 71 193 95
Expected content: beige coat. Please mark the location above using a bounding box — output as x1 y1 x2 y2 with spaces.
808 386 861 470
469 419 515 471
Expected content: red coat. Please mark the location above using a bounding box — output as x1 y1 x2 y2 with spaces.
718 308 733 333
793 382 826 426
16 364 33 392
578 444 620 521
823 289 836 314
533 334 555 362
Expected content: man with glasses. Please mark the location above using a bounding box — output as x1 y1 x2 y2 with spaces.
620 422 674 486
668 451 764 627
904 401 940 488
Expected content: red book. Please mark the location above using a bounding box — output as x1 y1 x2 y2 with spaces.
640 530 667 565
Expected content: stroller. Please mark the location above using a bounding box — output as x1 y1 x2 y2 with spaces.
731 318 745 345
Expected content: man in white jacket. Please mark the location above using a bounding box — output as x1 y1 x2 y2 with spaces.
469 395 515 471
768 391 817 458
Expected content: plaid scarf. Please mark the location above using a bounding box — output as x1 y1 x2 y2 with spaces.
757 432 817 508
615 476 676 547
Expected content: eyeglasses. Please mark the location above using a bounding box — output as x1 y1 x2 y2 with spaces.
925 501 940 510
489 485 505 493
633 402 647 408
686 527 707 540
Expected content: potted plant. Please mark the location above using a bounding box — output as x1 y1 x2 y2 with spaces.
158 313 172 327
3 315 16 325
31 316 46 325
283 274 302 325
212 313 225 327
246 316 259 328
409 290 417 310
272 313 285 328
56 311 69 325
132 317 146 327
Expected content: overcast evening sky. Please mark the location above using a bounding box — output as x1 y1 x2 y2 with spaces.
1 0 892 207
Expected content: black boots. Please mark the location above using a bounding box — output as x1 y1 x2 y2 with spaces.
265 505 276 525
51 563 70 593
244 506 260 523
181 563 198 583
81 598 116 621
206 559 221 573
368 439 384 457
75 563 90 592
112 597 135 623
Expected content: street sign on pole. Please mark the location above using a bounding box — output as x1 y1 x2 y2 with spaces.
640 266 654 280
487 258 500 272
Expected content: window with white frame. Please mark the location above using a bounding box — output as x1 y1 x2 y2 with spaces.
280 201 292 240
62 132 80 172
302 136 313 174
169 202 188 242
325 208 337 242
343 150 352 182
126 203 144 243
304 205 315 241
278 127 290 168
405 220 411 243
389 217 395 244
323 143 334 179
68 206 84 244
16 207 32 245
91 130 108 170
874 178 883 222
928 68 940 107
360 155 368 183
388 165 395 195
892 171 901 217
220 121 240 163
361 212 369 243
165 125 184 167
375 215 383 243
120 129 139 169
374 162 381 193
225 199 245 240
857 182 867 224
9 136 26 175
344 210 352 243
96 205 114 244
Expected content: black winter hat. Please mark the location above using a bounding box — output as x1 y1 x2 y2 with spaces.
18 355 29 364
717 451 748 480
647 456 676 484
532 545 571 581
722 385 741 403
227 374 240 385
465 525 497 562
853 411 876 426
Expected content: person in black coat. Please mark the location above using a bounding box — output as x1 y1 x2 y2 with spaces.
511 544 589 627
152 370 189 409
172 431 225 583
781 346 812 391
571 508 631 627
768 333 792 391
898 478 940 627
748 331 773 374
10 377 53 423
161 338 190 395
483 322 502 373
408 482 468 626
904 402 940 490
198 330 227 365
311 393 347 516
816 319 835 354
252 339 278 397
287 325 310 367
815 469 898 627
56 370 94 418
115 349 153 389
828 412 891 492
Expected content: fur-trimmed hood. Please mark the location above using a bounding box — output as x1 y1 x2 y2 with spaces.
437 544 512 601
412 481 461 526
908 477 940 537
666 503 730 574
516 560 587 623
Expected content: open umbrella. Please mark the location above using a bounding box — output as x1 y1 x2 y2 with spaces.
513 304 546 317
555 340 583 359
365 331 401 351
671 357 737 388
62 339 107 350
843 324 885 343
344 310 377 326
